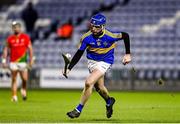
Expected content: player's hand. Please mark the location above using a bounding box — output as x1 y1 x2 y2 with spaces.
29 57 35 68
2 58 8 68
29 60 34 68
122 54 131 65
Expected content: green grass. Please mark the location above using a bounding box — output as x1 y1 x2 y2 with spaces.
0 89 180 123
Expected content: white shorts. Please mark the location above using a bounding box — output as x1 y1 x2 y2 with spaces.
9 62 27 71
87 59 111 74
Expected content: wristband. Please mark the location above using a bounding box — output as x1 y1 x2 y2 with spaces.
2 58 6 64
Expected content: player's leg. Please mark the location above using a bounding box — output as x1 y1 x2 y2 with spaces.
80 69 103 104
94 76 110 101
19 70 28 100
67 69 104 118
94 76 115 118
11 70 18 102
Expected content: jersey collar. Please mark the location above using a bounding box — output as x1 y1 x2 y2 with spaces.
14 33 22 38
99 29 105 38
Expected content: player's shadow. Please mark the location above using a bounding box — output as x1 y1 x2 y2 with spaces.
90 118 120 123
90 118 146 123
91 119 168 123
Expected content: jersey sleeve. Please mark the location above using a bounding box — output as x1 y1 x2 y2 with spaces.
78 37 88 51
111 31 123 41
25 34 31 47
106 29 123 42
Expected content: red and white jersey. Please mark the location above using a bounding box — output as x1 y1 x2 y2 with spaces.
6 33 31 62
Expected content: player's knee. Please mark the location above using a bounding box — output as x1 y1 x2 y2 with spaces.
85 81 91 88
85 79 94 88
94 84 100 92
12 77 17 83
22 78 27 83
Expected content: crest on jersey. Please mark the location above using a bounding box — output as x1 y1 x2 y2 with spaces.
96 39 101 46
103 41 108 47
90 42 95 45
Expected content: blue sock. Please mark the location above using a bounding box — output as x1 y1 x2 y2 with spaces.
106 98 111 106
76 104 84 113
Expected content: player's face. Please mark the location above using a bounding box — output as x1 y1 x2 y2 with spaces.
90 24 104 36
12 25 21 35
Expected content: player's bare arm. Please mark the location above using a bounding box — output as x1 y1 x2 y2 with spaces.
28 42 34 67
2 42 9 68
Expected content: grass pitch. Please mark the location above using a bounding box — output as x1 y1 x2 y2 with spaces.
0 89 180 123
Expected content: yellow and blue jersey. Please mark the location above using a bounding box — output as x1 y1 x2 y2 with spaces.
78 29 123 64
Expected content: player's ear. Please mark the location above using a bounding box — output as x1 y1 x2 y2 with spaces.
102 25 105 30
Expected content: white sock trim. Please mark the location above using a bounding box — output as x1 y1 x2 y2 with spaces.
75 108 81 113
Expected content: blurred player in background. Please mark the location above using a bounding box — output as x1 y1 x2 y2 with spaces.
63 13 131 118
2 21 34 102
